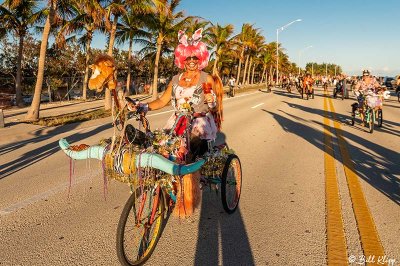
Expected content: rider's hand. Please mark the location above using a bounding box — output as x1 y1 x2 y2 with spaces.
125 97 139 112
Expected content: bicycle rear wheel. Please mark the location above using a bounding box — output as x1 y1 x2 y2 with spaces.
116 185 165 266
221 154 242 214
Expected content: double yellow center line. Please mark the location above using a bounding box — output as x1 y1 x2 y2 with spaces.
323 93 385 265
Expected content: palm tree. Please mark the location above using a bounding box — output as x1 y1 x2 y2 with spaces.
247 34 265 84
26 0 71 121
0 0 41 107
242 26 262 85
115 6 152 95
208 23 234 76
234 23 252 86
101 0 127 109
57 0 105 101
143 0 186 100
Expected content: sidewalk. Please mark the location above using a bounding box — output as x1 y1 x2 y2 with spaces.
0 84 264 146
0 94 149 146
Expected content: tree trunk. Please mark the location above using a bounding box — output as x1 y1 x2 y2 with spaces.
260 64 266 83
15 34 24 107
269 65 273 85
213 52 219 75
82 32 93 100
152 34 163 100
46 78 52 103
246 57 253 84
126 38 133 96
104 15 118 110
251 64 255 84
236 48 244 85
242 54 249 85
25 2 54 120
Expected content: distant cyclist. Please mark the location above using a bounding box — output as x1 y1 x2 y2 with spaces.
353 70 381 123
228 75 235 97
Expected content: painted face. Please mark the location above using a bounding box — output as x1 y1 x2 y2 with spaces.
184 56 199 71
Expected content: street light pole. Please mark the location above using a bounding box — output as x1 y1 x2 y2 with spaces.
276 19 301 86
298 45 313 75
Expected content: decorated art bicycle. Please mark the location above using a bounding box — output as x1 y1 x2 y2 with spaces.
350 89 390 133
350 70 390 133
58 29 242 265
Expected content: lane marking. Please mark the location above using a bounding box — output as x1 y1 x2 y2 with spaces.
0 171 101 216
223 91 259 100
327 96 385 259
251 103 264 109
323 95 348 265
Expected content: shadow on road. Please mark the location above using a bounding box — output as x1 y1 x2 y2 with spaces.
194 190 255 265
0 123 112 179
262 106 400 205
273 90 301 99
193 131 254 265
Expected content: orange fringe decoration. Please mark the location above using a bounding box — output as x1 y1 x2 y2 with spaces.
212 74 224 131
173 172 201 218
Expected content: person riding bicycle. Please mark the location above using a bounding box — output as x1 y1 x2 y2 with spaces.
353 70 381 124
125 28 223 217
322 76 328 90
303 72 314 93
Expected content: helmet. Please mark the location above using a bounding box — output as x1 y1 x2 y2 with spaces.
362 69 370 76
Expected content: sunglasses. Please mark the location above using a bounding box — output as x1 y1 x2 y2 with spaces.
185 56 199 61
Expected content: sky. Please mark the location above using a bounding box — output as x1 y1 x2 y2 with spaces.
93 0 400 76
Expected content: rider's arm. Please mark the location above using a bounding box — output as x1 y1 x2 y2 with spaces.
146 82 172 111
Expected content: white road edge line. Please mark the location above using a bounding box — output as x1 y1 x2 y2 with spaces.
0 171 102 216
251 103 264 109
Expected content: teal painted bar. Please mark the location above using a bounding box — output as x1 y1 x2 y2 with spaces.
59 138 205 176
59 138 106 160
136 153 205 176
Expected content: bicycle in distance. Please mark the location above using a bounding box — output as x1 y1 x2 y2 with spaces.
350 89 390 133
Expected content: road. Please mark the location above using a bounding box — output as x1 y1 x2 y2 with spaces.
0 86 399 265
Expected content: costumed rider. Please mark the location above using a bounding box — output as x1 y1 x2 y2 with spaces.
126 28 223 161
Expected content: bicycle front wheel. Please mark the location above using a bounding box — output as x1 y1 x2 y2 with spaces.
221 154 242 214
368 110 375 133
116 186 165 266
376 109 383 127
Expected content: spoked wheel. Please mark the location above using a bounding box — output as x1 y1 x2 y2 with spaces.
116 186 165 266
221 154 242 214
351 110 355 126
376 109 383 127
367 110 375 133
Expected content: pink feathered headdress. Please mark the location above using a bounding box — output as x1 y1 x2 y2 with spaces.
174 28 210 70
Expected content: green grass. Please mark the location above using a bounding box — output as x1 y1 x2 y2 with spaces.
30 108 111 127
